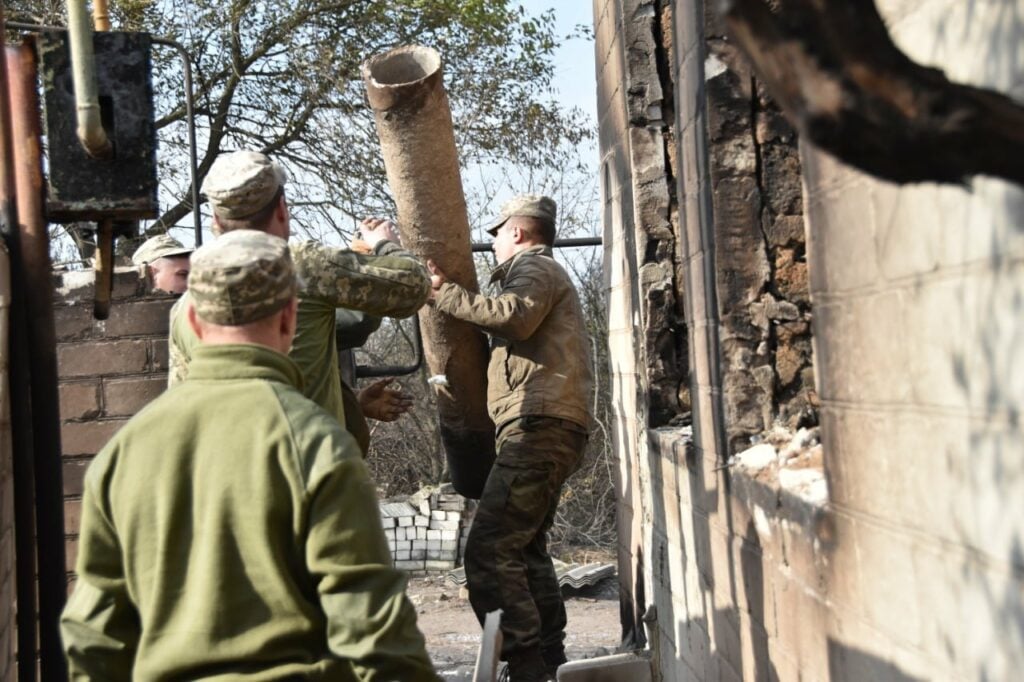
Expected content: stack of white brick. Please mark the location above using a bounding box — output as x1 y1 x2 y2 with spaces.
379 487 468 572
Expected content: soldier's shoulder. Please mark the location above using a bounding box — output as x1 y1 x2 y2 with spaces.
269 383 362 487
513 248 565 278
270 382 351 445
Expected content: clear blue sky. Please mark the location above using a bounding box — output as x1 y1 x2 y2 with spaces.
460 2 600 243
520 1 598 123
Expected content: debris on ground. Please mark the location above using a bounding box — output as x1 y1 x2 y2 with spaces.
444 559 616 591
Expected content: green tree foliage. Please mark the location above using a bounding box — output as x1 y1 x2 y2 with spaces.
8 0 591 241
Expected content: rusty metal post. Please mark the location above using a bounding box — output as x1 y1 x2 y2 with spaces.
362 46 495 498
93 0 111 31
0 21 40 681
7 40 68 681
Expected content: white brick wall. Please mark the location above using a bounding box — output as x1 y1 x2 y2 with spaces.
599 0 1024 679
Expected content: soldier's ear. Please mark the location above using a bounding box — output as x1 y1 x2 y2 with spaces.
512 223 526 244
186 303 204 340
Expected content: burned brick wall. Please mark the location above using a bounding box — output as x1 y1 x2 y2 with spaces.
621 0 687 428
598 0 806 655
600 0 1024 679
703 21 813 454
53 268 172 589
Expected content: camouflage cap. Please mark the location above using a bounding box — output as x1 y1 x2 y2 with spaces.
201 150 288 220
188 230 297 325
130 234 193 266
486 194 557 236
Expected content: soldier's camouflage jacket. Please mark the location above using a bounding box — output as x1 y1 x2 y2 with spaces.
433 244 593 431
168 239 430 426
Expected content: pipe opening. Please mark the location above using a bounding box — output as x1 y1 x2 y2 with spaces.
366 47 440 87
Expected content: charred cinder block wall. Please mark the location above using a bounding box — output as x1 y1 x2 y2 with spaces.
595 0 813 662
599 0 1024 679
702 13 812 452
595 0 691 648
53 269 173 589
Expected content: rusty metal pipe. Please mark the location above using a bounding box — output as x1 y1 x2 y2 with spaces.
93 0 111 31
362 46 495 498
8 40 68 680
67 0 112 157
0 27 40 681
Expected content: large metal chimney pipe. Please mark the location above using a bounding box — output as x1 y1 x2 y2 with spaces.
362 46 495 498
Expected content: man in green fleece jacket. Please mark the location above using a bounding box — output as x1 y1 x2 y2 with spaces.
168 150 431 445
61 230 439 681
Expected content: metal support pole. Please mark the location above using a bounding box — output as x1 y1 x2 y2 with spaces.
7 40 68 682
0 26 39 682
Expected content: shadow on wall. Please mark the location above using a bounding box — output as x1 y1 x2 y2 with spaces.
644 432 786 681
827 640 924 682
936 0 1023 95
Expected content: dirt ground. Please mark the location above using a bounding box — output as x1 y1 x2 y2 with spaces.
407 572 622 679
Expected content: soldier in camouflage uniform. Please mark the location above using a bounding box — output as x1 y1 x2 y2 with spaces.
62 231 439 680
167 151 430 453
131 233 193 294
429 195 593 682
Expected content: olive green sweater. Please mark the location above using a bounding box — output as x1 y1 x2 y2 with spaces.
61 344 438 681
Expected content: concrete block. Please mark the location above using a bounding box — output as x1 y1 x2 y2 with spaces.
61 419 128 456
414 515 429 527
412 540 426 551
426 530 441 541
441 529 458 541
410 549 425 560
395 560 422 570
53 305 94 342
58 340 148 378
380 501 417 518
397 516 413 527
557 653 651 681
100 299 172 337
417 527 427 540
103 376 166 416
396 550 410 561
434 519 460 531
59 381 100 420
150 339 169 371
62 458 90 497
64 499 83 536
813 291 911 405
425 560 455 571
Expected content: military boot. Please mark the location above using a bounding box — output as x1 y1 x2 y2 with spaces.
542 645 567 678
505 648 555 682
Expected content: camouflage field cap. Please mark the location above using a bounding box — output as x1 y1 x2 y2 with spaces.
486 194 557 236
201 150 288 220
188 230 297 325
131 234 193 266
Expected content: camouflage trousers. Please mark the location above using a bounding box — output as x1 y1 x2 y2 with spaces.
464 416 588 661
